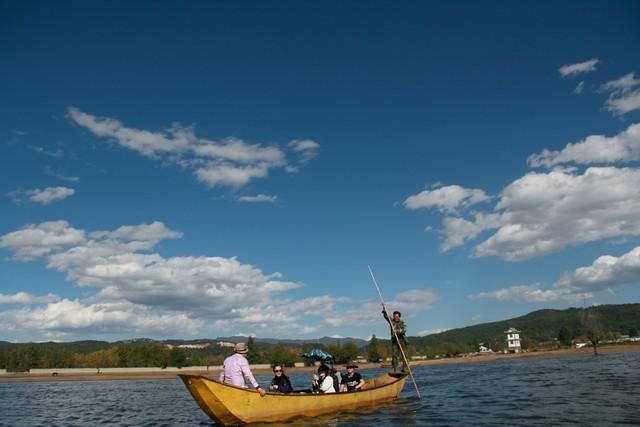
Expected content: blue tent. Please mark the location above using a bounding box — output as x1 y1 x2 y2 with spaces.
301 348 334 361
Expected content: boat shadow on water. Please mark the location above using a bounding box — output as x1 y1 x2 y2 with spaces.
241 397 423 427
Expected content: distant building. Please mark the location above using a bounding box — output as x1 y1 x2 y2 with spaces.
165 343 211 350
504 327 522 353
177 343 210 349
217 341 235 347
478 343 492 354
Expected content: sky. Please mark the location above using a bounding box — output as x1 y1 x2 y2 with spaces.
1 1 640 343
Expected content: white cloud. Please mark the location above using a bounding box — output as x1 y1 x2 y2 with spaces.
9 187 75 205
0 292 60 304
325 289 439 329
408 126 640 261
288 139 320 164
425 167 640 260
555 245 640 293
471 245 640 303
527 123 640 168
0 220 437 339
441 212 500 251
392 289 440 312
0 220 85 259
194 164 269 188
67 107 319 188
558 58 600 77
471 284 568 303
237 194 277 203
404 185 490 213
0 299 202 337
29 187 75 205
574 81 585 95
601 72 640 95
605 91 640 116
29 145 64 158
89 221 182 242
600 73 640 116
474 167 640 260
56 174 80 183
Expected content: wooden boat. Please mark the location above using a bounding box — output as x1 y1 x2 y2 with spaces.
179 372 408 425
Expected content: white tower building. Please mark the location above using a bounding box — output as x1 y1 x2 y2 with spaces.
505 327 522 353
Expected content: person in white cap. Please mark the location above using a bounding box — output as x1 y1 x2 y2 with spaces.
219 342 265 396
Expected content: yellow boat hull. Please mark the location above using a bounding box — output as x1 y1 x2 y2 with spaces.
179 372 408 425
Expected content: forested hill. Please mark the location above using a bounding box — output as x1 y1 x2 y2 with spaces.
412 303 640 348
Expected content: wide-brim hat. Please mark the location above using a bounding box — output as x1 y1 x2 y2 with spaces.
346 361 359 368
234 342 248 354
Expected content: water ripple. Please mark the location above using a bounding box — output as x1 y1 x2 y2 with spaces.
1 351 639 426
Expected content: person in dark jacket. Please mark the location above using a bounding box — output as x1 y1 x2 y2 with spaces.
382 305 408 373
269 365 293 393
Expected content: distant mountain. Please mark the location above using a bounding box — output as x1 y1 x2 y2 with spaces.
180 335 369 347
106 335 369 348
412 303 640 348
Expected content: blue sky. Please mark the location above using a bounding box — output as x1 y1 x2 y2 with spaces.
1 1 640 342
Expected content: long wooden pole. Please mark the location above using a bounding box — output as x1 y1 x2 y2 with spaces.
368 265 421 398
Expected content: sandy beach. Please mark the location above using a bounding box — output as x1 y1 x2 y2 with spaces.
2 343 638 383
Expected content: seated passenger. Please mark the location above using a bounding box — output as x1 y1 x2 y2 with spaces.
269 365 293 393
340 362 365 392
311 364 336 393
331 366 341 392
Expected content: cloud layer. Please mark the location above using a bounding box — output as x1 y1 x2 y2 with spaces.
68 107 319 188
601 73 640 116
472 245 640 303
405 124 640 261
527 123 640 168
237 194 277 203
8 186 75 205
404 185 490 213
0 221 437 340
558 58 600 77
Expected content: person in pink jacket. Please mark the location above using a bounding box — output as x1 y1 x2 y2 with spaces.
219 342 265 396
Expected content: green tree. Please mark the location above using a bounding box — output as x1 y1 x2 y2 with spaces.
201 355 225 368
169 348 186 368
265 343 298 367
328 342 360 364
6 346 40 372
41 348 75 368
367 335 381 363
247 337 262 364
629 326 639 337
557 326 572 346
79 348 119 368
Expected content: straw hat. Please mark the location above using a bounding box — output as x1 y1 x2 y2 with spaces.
234 342 248 354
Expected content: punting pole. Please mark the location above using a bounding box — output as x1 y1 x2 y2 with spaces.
368 265 421 399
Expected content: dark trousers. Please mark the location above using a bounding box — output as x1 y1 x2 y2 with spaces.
391 338 407 372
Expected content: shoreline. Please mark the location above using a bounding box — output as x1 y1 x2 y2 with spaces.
2 343 638 383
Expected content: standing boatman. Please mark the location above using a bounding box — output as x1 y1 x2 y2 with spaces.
382 305 408 373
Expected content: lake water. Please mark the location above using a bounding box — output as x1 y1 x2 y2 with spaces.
1 351 639 426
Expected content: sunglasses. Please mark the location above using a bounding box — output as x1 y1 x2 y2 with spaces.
274 369 282 372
